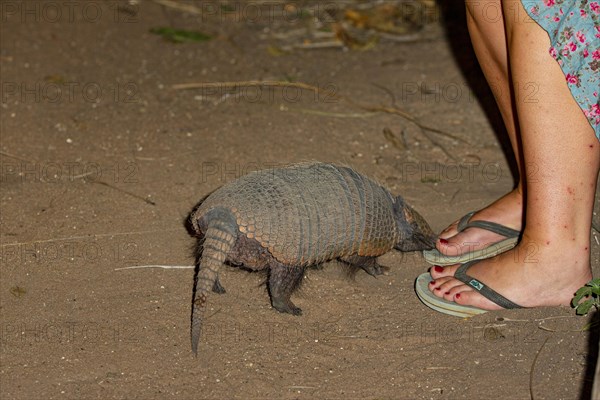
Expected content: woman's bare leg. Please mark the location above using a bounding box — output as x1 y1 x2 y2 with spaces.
436 1 524 257
430 0 599 309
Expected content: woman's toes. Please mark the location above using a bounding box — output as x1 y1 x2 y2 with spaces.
452 288 500 310
443 283 469 301
429 276 463 298
438 279 465 299
439 221 459 237
430 264 460 279
428 277 443 291
428 276 451 295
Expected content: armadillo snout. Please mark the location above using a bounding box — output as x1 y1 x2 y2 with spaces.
396 204 437 251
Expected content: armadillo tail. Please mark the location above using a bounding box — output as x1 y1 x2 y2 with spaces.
191 209 238 355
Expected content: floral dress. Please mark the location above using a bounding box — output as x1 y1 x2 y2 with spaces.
524 1 600 139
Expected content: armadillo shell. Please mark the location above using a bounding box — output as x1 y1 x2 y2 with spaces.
193 162 399 266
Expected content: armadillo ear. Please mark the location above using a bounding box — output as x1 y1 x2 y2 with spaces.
393 195 406 211
393 196 414 223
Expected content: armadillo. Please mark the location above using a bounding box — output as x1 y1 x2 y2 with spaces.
189 162 436 354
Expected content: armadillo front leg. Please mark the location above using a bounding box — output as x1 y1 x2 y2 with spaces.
268 262 305 316
340 255 388 277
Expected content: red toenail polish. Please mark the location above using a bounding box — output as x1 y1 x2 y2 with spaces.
439 238 449 245
434 287 440 291
444 291 450 295
455 293 461 299
433 266 444 273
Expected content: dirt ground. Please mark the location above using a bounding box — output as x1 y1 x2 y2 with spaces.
1 1 600 399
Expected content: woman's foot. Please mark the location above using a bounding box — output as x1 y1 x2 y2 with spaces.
428 233 592 310
422 0 599 313
435 188 524 257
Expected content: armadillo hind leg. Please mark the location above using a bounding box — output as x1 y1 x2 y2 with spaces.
339 255 388 277
268 262 306 316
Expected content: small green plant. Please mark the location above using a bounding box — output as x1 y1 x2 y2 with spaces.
420 177 441 184
149 27 212 43
571 278 600 315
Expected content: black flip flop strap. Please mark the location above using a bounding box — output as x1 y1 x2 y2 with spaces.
457 211 520 238
454 261 523 309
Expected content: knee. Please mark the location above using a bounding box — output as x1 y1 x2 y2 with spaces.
465 1 502 28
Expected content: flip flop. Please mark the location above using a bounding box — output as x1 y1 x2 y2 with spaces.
414 260 523 318
422 211 520 266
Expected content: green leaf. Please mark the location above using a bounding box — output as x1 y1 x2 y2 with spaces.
575 300 593 316
572 278 600 315
150 27 212 43
571 285 592 307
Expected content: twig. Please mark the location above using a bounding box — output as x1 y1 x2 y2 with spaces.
450 188 461 204
293 109 376 118
90 181 156 205
172 80 329 93
529 336 549 400
496 316 576 323
115 265 194 271
372 82 398 108
537 326 556 332
281 41 344 51
72 171 97 180
0 228 180 248
0 150 31 162
383 127 406 151
378 32 426 43
332 101 468 145
172 80 467 159
151 0 202 15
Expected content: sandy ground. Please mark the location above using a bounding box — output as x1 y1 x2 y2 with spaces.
1 1 599 399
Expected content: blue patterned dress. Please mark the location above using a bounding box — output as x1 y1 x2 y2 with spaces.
523 0 600 139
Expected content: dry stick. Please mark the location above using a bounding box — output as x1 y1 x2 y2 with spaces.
0 228 181 249
357 103 458 161
295 109 376 118
151 0 202 15
383 127 406 151
0 150 31 163
90 181 156 206
372 82 398 108
172 81 465 159
0 151 154 204
529 336 550 400
115 265 194 271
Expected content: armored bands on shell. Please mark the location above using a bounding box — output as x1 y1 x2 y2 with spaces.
189 162 436 355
